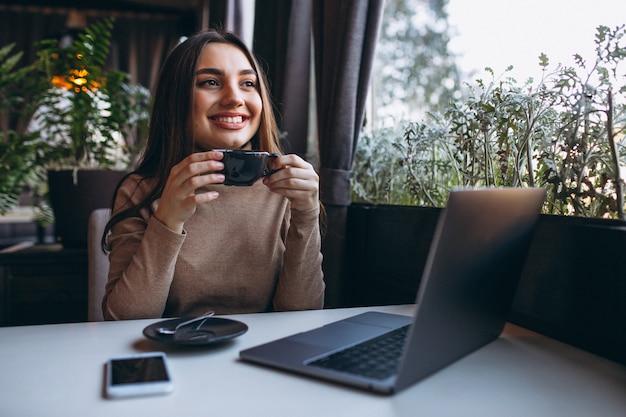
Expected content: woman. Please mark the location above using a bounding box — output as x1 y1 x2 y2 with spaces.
101 29 325 320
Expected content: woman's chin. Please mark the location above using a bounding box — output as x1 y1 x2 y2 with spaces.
194 138 252 152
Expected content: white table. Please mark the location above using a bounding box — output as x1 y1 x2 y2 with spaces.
0 304 625 416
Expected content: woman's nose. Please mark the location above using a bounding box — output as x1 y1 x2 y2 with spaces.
220 83 244 107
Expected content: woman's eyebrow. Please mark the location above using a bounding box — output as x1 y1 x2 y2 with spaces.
196 68 223 76
196 68 257 76
239 69 257 76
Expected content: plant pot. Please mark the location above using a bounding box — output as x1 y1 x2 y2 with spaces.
47 169 126 249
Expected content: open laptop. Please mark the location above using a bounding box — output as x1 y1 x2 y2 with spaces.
240 187 546 395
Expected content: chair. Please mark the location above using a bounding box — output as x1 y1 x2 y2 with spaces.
87 208 111 322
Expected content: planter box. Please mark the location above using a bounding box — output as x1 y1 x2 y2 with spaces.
48 170 126 249
345 203 626 365
345 204 441 307
510 214 626 366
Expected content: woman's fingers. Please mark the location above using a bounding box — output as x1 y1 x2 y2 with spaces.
154 152 225 231
264 154 319 211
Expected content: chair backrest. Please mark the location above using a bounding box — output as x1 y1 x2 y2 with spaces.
87 208 111 322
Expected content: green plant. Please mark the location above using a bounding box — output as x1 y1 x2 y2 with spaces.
32 18 150 171
352 123 408 205
352 119 459 207
353 25 626 220
0 43 48 215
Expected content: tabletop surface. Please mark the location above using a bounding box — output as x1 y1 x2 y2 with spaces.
1 304 625 417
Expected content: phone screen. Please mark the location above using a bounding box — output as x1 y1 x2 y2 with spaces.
106 352 173 398
110 356 170 385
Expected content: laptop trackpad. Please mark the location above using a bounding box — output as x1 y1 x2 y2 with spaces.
289 320 397 349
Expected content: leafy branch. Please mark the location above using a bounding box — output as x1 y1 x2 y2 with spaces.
354 24 626 220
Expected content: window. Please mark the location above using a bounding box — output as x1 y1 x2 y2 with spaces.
371 0 624 127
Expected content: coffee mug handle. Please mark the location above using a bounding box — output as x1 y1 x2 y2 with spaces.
263 154 280 177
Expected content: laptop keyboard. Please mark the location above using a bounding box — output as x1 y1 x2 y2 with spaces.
308 325 410 380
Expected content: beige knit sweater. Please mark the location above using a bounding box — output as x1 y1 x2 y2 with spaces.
103 174 325 320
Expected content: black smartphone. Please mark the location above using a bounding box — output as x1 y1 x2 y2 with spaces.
105 352 174 399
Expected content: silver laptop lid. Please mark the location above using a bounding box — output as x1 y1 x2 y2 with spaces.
395 187 546 391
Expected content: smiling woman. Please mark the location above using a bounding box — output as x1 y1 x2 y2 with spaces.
101 28 325 321
191 43 262 151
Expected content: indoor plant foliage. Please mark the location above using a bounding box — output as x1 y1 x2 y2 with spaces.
0 44 37 213
0 43 48 214
354 24 626 220
33 18 150 172
29 18 150 247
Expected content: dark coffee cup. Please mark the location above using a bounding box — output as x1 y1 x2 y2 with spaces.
216 149 278 186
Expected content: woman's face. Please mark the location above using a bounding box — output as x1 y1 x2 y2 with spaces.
191 42 262 150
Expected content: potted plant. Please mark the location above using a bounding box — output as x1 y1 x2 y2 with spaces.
347 25 626 364
30 18 150 248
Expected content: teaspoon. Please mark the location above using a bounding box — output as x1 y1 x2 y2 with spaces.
155 311 215 335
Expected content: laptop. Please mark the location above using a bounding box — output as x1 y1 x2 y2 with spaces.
240 187 546 395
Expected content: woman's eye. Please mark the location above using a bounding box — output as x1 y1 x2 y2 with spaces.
242 80 257 88
199 78 218 87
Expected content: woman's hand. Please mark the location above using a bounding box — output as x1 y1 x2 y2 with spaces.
263 154 319 212
154 151 225 233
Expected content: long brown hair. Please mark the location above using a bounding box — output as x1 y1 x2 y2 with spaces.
102 28 282 250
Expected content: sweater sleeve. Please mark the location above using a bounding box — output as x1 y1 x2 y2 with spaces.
102 179 186 320
272 205 325 311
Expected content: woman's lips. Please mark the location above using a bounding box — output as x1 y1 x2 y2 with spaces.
212 115 244 124
210 115 248 129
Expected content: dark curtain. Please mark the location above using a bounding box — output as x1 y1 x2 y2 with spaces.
108 15 188 151
253 0 312 157
0 10 65 131
312 0 385 307
110 16 190 93
0 10 66 65
203 0 247 40
0 8 187 89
